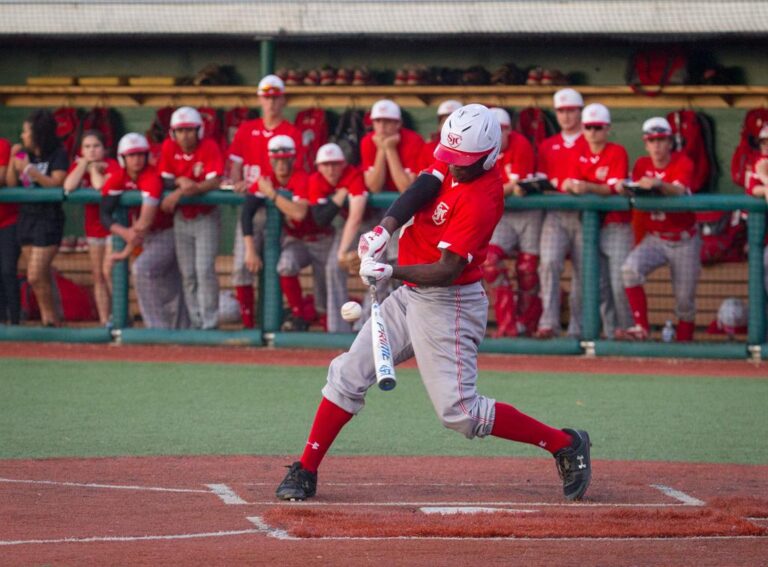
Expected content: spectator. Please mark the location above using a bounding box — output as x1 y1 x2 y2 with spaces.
419 99 462 170
228 74 305 328
0 136 20 325
308 143 369 333
535 89 588 338
159 107 224 330
361 99 423 194
560 103 632 339
240 135 326 332
64 130 117 326
101 133 188 329
5 110 68 327
482 107 540 337
617 117 700 342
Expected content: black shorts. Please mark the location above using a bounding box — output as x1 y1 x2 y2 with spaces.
17 211 65 248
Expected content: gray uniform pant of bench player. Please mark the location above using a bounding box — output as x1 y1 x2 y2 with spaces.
133 227 190 329
490 210 544 256
174 208 220 329
277 234 334 315
323 282 496 439
599 223 634 338
232 207 267 287
538 210 582 336
622 232 702 322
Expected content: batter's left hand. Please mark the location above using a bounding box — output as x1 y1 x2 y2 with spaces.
359 257 392 285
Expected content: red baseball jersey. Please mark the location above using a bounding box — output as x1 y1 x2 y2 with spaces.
398 161 504 286
159 137 223 220
536 132 588 191
228 118 305 183
500 130 535 182
102 163 174 232
67 158 119 238
360 127 424 192
632 152 695 237
569 142 630 224
746 164 768 244
0 138 18 229
308 165 367 222
252 169 328 239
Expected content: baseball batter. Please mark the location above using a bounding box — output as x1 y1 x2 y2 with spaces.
276 104 592 503
535 89 588 338
483 107 541 337
617 117 700 342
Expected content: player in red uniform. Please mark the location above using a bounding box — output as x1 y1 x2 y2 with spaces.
535 89 589 338
746 126 768 313
64 130 118 326
159 107 224 330
228 74 305 328
561 103 632 339
308 143 369 333
0 136 20 325
275 104 592 503
101 133 188 329
483 107 542 337
240 135 328 331
419 99 462 170
617 117 700 341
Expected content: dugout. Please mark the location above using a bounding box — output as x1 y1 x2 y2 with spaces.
0 0 766 356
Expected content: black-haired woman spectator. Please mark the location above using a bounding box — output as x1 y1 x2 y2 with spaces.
0 136 21 324
5 110 69 326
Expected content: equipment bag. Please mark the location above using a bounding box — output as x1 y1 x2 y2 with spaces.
53 107 82 161
294 107 329 170
667 110 716 192
626 50 688 97
81 107 121 156
514 107 557 154
330 108 367 165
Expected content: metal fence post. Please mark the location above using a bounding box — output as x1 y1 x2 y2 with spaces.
111 207 130 329
581 210 601 341
260 39 275 77
747 210 766 345
261 199 283 332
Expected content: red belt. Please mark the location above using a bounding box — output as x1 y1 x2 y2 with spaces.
651 228 697 242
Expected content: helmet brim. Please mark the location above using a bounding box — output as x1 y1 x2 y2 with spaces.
433 144 487 167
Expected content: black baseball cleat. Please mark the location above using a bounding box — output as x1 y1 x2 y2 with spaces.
554 428 592 501
276 461 317 501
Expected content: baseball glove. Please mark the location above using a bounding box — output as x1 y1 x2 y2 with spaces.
338 251 361 275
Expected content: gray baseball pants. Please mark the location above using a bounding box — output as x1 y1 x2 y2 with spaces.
232 207 267 287
133 227 190 329
323 282 496 439
490 210 544 256
277 234 333 314
538 210 582 335
174 208 220 329
622 232 702 321
599 223 634 338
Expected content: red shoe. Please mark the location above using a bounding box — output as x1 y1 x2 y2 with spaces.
320 67 336 86
394 68 408 86
352 67 373 86
534 327 556 339
285 69 305 86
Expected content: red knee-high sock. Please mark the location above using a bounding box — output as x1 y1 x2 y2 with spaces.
235 285 255 329
491 402 572 455
624 285 649 330
280 275 304 317
300 397 354 473
677 320 695 342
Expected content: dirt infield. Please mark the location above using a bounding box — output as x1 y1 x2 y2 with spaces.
1 455 766 566
1 341 766 378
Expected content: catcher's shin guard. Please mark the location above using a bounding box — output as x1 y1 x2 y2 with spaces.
482 244 509 286
492 285 518 338
516 253 541 334
235 285 255 329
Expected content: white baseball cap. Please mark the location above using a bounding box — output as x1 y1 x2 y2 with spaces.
315 143 346 164
258 74 286 97
434 104 501 170
117 132 150 156
553 88 584 110
582 103 611 126
490 107 512 128
170 106 203 130
642 117 673 139
437 99 462 117
370 99 402 121
758 124 768 140
267 135 296 158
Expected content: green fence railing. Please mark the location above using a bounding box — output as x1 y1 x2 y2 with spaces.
0 187 766 359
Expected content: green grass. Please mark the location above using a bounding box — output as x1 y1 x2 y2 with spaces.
1 358 766 464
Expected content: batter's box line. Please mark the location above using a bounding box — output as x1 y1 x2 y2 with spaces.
649 484 706 506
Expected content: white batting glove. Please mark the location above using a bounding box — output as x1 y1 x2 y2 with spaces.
357 225 390 262
359 257 393 286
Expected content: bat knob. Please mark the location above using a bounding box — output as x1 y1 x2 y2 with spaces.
378 377 397 391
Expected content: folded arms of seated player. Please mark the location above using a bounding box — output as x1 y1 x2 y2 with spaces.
160 174 222 213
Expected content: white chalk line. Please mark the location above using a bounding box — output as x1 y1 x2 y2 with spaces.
205 484 248 505
0 529 264 546
247 516 297 540
246 500 686 508
649 484 706 506
0 477 208 494
420 507 538 515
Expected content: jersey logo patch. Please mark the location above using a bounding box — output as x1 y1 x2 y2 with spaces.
596 166 609 181
432 201 450 225
446 133 462 148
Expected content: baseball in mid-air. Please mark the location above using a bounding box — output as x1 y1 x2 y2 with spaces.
341 301 362 322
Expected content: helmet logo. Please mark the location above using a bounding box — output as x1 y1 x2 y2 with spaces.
446 132 462 148
432 201 450 225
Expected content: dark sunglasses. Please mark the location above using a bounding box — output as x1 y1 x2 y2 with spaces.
584 124 606 131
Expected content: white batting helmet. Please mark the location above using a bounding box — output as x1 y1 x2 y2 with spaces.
717 297 748 334
170 106 204 138
267 135 297 159
434 103 501 171
116 133 150 167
